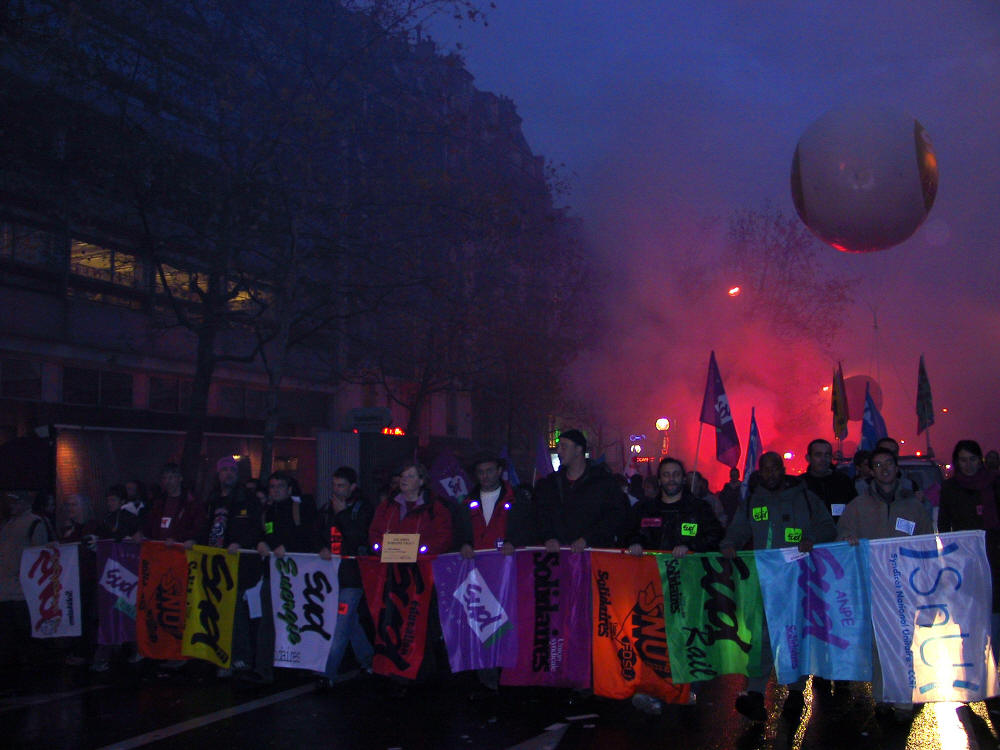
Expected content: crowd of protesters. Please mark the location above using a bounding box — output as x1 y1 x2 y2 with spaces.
1 431 998 727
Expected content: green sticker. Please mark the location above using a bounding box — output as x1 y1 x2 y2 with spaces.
265 521 274 535
785 527 803 543
681 522 698 537
752 507 769 522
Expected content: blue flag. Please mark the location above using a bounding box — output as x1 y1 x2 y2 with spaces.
755 543 873 683
860 383 888 451
699 351 741 467
499 446 521 487
741 408 762 500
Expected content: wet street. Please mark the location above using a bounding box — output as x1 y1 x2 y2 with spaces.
3 654 998 750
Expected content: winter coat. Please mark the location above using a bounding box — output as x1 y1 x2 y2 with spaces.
530 462 629 548
721 477 836 551
627 489 725 552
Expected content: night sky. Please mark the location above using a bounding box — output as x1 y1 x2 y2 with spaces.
430 0 1000 483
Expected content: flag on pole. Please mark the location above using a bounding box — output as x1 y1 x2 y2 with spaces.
741 407 762 500
533 433 553 481
832 363 848 441
499 446 521 487
916 354 934 435
699 351 741 467
860 383 888 451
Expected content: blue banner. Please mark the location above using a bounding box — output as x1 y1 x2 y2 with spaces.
755 543 872 683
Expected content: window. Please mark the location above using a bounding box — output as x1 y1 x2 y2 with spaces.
100 371 133 408
157 263 205 303
149 376 179 412
63 367 100 405
216 384 244 418
1 359 42 400
446 390 458 437
70 240 141 288
0 223 64 271
244 389 266 419
274 456 299 473
63 367 133 408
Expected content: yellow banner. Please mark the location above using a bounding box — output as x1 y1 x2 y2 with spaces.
182 545 239 667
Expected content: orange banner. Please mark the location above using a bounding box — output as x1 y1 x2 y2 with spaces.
136 543 188 660
590 552 690 703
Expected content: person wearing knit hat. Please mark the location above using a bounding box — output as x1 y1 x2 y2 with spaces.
530 428 630 554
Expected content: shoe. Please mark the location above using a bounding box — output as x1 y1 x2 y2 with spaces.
735 691 767 722
781 689 805 721
631 692 663 716
216 667 232 679
127 651 145 664
89 661 110 673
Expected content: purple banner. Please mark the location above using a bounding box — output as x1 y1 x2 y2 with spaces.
96 540 140 645
501 549 592 688
433 551 518 672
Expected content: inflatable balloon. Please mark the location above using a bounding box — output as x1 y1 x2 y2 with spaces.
791 106 938 252
843 374 882 421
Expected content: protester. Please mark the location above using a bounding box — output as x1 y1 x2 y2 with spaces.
938 439 1000 651
139 463 205 545
0 491 53 669
97 485 141 541
369 461 454 556
837 447 933 723
717 467 742 528
531 429 629 552
56 494 99 667
458 452 527 555
318 466 375 687
721 451 835 724
627 457 723 557
852 450 873 495
799 438 856 521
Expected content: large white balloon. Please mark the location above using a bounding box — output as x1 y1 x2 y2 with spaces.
791 106 938 253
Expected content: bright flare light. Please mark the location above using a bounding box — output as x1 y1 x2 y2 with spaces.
655 417 670 431
728 286 741 297
783 452 794 460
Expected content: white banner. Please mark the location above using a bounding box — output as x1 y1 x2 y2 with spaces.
20 544 82 638
270 554 340 672
868 530 999 703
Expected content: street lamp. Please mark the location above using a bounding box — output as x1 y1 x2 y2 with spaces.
656 417 671 455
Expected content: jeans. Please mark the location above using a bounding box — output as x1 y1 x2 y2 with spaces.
324 587 374 680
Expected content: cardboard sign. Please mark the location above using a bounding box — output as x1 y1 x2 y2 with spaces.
380 533 421 563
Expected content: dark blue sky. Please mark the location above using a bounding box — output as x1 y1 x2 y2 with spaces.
430 1 1000 478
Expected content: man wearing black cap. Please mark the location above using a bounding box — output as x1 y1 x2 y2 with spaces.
531 429 629 552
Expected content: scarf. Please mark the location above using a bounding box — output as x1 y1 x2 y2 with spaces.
955 467 1000 530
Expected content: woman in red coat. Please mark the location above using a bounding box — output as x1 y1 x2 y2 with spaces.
371 461 454 556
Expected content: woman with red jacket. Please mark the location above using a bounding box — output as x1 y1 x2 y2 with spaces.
370 461 454 556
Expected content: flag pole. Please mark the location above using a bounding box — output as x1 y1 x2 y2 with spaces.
692 422 704 492
925 425 933 459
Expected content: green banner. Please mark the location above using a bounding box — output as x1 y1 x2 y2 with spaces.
655 551 764 683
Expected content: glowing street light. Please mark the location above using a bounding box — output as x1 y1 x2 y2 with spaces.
728 286 742 297
655 417 670 431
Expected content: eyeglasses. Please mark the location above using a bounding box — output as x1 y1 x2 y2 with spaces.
872 462 895 469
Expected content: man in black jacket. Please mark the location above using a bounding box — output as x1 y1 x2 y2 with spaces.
318 467 374 685
626 457 723 555
532 429 629 552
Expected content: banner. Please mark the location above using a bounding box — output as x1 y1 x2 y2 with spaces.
658 551 763 683
360 559 436 680
502 550 592 688
21 544 82 638
868 531 1000 703
181 545 239 667
433 551 518 672
137 542 188 659
96 540 140 645
755 543 872 683
269 554 341 672
591 552 690 703
429 450 470 503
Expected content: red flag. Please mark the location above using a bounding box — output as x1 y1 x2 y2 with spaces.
136 542 188 660
360 558 435 680
591 552 690 703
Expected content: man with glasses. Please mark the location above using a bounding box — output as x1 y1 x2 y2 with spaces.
837 447 933 724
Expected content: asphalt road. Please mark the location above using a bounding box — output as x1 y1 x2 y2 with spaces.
2 653 997 749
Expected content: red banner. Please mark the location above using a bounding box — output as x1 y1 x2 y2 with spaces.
360 559 435 680
591 552 690 703
136 543 188 660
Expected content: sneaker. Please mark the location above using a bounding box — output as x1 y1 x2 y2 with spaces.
781 689 805 721
89 660 110 673
735 691 767 722
631 692 663 716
